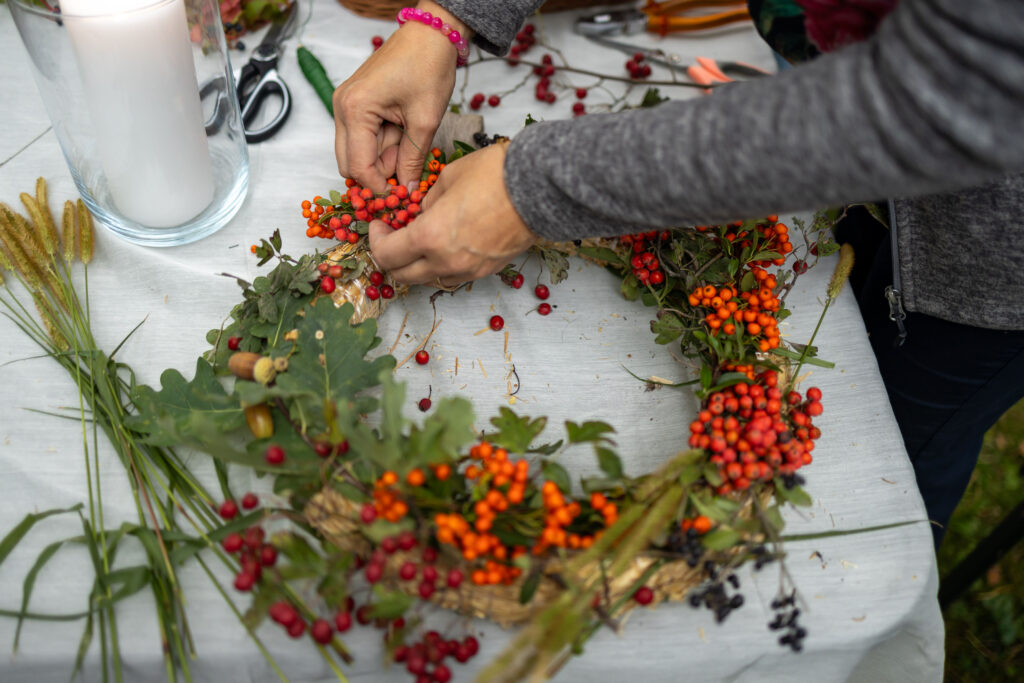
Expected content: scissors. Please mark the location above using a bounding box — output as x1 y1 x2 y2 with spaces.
575 1 751 37
202 2 298 143
583 32 771 92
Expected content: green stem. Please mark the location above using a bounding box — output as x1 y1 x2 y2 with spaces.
789 297 832 390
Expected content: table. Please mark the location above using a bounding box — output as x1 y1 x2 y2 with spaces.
0 3 943 681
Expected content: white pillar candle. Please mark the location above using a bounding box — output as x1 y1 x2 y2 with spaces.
61 0 215 228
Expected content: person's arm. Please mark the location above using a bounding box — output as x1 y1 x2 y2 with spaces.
434 0 545 55
505 0 1024 241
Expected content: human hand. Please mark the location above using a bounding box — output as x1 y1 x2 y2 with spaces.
332 1 469 193
368 143 538 286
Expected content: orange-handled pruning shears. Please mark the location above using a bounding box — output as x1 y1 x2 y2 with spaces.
641 0 752 36
575 3 751 37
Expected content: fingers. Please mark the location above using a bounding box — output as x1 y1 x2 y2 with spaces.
368 219 421 272
396 115 439 190
335 89 391 193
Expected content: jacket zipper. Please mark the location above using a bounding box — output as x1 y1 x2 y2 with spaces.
883 198 909 346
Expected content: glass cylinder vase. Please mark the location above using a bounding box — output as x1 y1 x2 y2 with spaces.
9 0 249 247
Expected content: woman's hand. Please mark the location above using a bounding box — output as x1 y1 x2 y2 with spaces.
368 143 538 286
332 1 469 193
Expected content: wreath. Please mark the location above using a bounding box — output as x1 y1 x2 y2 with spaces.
118 134 850 682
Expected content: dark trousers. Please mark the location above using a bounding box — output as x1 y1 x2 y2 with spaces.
837 210 1024 549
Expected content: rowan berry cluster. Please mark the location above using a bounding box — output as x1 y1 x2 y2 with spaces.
300 148 446 243
619 230 672 286
688 370 823 493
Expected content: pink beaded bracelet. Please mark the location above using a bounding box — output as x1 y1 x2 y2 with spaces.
396 7 470 67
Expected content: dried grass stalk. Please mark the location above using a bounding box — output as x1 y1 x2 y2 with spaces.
34 178 61 252
61 200 76 264
828 243 855 300
32 291 69 351
76 199 94 264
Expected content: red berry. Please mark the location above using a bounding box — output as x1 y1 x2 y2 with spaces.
244 526 265 550
287 618 306 638
259 544 278 566
433 664 452 683
365 563 384 583
399 561 417 581
222 533 243 553
380 284 395 299
415 350 430 365
422 546 438 564
369 271 384 286
371 35 384 48
446 568 464 588
360 503 377 524
418 397 432 412
233 571 255 592
311 618 333 644
227 336 241 351
806 387 823 401
365 285 380 300
545 92 556 103
534 284 549 300
463 636 479 655
538 303 551 316
575 87 587 99
334 611 352 633
490 315 505 331
454 645 472 663
264 444 285 465
381 536 399 554
488 94 501 107
314 441 332 457
241 492 258 509
634 585 654 605
422 565 438 583
397 530 417 550
320 276 336 294
649 270 665 285
511 273 524 289
407 654 427 675
218 500 238 520
572 102 585 115
793 260 808 274
418 580 435 599
269 601 297 626
328 264 344 279
806 401 824 417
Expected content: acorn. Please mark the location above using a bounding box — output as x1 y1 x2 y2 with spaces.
228 351 262 380
253 357 277 385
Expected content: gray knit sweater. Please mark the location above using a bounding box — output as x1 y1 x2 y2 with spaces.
437 0 1024 330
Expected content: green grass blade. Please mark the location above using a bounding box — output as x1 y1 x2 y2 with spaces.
13 539 69 650
0 504 83 565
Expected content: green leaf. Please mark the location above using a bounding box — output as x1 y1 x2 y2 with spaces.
576 246 624 266
740 270 756 292
539 248 570 285
595 447 623 479
701 464 722 487
518 570 541 604
0 504 82 566
14 538 73 649
542 460 571 494
699 364 712 390
329 190 343 205
527 440 563 456
405 396 477 469
453 139 477 155
128 358 245 448
651 313 685 345
706 371 752 393
524 113 538 126
774 480 813 507
621 273 639 301
771 347 835 369
701 528 742 551
640 87 667 107
565 421 615 445
488 408 547 453
271 299 396 426
369 585 414 619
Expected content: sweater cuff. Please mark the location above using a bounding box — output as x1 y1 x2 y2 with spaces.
434 0 545 55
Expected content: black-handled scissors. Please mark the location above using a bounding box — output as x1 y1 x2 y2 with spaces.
202 1 298 143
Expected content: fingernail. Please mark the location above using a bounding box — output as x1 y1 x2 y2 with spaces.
406 181 418 195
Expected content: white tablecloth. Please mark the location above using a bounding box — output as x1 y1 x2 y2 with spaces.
0 3 942 682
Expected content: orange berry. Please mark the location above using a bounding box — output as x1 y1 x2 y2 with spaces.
693 515 713 534
434 464 451 480
381 470 398 486
590 492 607 509
406 468 425 486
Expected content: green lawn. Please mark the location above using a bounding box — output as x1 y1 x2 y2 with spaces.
940 399 1024 681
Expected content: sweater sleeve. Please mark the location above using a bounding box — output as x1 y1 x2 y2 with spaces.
434 0 545 55
504 0 1024 241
